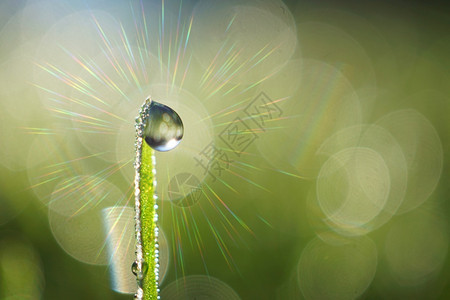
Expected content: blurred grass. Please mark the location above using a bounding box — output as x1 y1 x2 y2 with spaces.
1 0 450 299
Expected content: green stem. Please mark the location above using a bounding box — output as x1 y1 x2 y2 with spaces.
139 142 158 299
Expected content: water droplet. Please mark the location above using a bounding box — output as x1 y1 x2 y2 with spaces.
131 261 148 280
131 261 138 275
143 101 183 151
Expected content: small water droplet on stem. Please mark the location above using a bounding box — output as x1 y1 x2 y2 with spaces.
132 261 149 280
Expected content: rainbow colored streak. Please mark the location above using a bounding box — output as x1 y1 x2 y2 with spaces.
29 0 295 288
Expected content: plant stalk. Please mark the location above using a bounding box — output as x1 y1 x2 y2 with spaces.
134 99 159 300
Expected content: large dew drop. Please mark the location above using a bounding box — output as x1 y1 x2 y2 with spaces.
143 101 184 151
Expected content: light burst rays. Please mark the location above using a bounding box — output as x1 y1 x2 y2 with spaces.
29 147 129 207
164 185 247 278
196 30 289 100
31 0 263 288
31 0 300 290
154 0 195 93
158 161 255 277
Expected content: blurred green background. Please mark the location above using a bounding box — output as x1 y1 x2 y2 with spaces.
1 0 450 299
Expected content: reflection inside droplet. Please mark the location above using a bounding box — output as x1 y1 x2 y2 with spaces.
143 100 184 152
